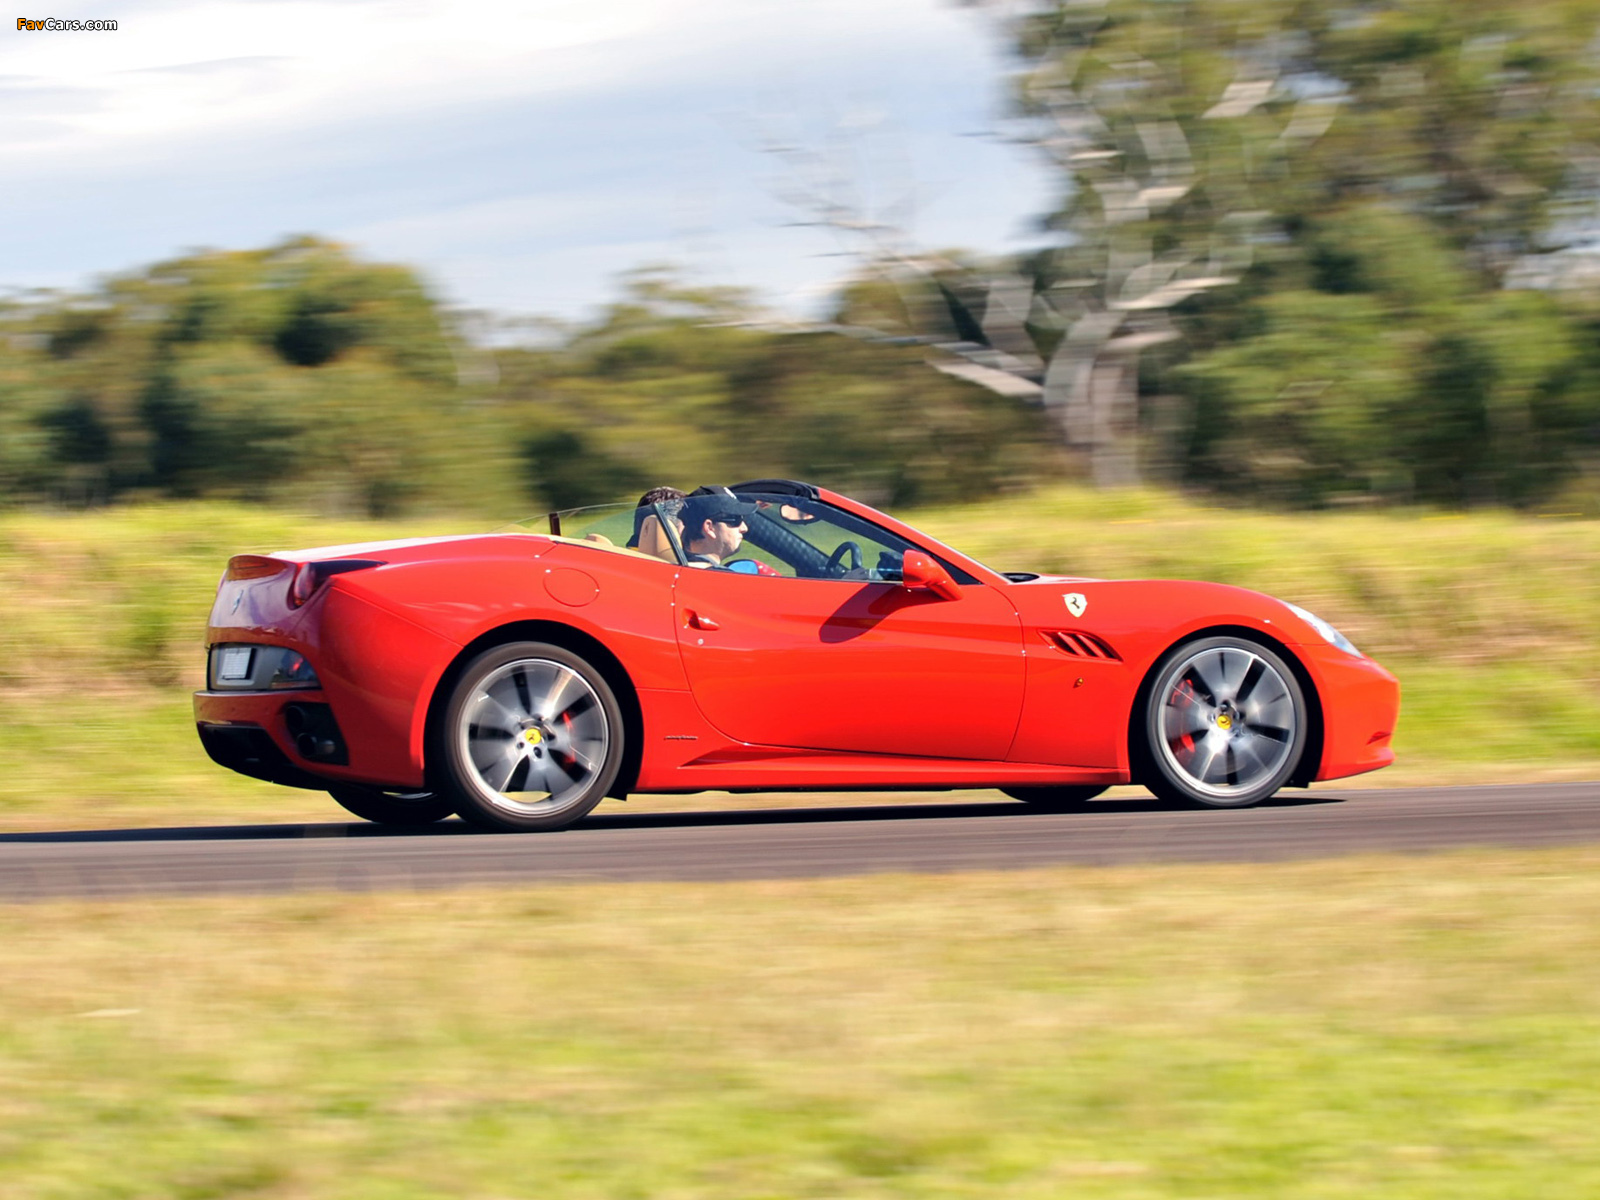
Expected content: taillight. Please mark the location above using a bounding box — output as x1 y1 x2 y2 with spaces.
288 563 318 608
271 651 321 689
286 559 385 609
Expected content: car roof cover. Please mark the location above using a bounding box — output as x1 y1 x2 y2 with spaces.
726 479 820 499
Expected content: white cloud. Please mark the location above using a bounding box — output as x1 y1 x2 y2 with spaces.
5 0 971 153
1 0 1054 317
3 0 667 163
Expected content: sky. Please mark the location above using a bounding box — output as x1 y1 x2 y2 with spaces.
1 0 1058 324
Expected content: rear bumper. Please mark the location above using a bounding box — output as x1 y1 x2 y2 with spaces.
1299 645 1401 782
195 718 328 790
196 580 458 790
194 689 404 791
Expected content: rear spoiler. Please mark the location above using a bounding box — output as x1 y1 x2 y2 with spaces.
223 555 385 608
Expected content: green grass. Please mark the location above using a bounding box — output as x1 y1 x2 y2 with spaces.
0 504 464 828
916 489 1599 670
1 489 1597 830
4 495 1599 1197
915 489 1600 782
4 849 1600 1197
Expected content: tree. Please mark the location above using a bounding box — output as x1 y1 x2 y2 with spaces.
1014 0 1600 499
0 238 489 514
493 271 1061 510
767 0 1587 502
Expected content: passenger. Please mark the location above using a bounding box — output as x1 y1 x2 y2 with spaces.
627 486 686 562
680 485 756 567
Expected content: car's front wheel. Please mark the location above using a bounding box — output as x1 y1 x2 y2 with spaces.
1141 635 1308 808
438 641 625 833
327 785 456 826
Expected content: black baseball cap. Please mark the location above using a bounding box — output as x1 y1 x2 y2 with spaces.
682 485 758 527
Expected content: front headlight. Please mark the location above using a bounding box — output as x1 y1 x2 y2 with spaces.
1284 602 1362 657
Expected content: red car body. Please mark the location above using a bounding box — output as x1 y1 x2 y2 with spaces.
194 483 1398 825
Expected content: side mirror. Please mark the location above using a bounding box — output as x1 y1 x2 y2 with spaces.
901 551 962 601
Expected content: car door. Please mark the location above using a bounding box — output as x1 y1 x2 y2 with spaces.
672 567 1026 760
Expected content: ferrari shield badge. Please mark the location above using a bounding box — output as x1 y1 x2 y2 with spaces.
1064 592 1088 618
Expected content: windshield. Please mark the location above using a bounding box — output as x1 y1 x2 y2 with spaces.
508 491 976 584
720 493 916 580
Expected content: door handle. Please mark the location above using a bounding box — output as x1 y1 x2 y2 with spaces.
686 610 720 631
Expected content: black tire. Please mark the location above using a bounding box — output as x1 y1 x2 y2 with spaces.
328 785 456 826
1141 635 1308 808
1000 785 1108 811
437 641 625 833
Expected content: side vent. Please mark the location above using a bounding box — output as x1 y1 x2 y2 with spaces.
1043 630 1122 661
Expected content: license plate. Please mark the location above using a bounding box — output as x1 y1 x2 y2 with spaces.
217 646 255 681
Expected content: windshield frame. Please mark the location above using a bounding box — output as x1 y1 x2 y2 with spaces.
501 502 686 565
506 490 988 584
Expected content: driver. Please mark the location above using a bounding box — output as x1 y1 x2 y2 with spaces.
680 485 756 567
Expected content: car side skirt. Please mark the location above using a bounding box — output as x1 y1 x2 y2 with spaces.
627 687 1121 792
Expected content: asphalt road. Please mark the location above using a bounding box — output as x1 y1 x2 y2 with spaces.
3 782 1599 901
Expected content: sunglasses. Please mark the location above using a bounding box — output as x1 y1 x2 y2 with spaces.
712 513 747 526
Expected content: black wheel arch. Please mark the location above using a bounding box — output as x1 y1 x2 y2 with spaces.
1126 624 1324 790
423 620 646 800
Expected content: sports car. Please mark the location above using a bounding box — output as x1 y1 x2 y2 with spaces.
194 479 1399 832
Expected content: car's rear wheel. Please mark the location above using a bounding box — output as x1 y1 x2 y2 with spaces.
439 641 624 833
327 784 456 826
1142 635 1307 808
1001 785 1107 810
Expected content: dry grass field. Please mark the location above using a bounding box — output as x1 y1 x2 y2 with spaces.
3 849 1600 1197
2 489 1596 829
3 494 1598 1197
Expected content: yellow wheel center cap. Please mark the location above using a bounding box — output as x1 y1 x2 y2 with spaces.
523 729 543 746
1216 713 1233 731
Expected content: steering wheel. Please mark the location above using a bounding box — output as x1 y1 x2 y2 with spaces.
825 540 864 576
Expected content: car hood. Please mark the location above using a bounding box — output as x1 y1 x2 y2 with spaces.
1005 574 1320 647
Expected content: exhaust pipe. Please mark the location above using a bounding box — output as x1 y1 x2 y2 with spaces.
283 703 348 764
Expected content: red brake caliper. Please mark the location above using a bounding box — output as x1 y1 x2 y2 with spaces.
1171 678 1198 756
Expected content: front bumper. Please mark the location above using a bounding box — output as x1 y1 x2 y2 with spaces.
1298 644 1401 782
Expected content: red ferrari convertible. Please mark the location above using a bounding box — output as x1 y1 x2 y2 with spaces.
194 480 1399 831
